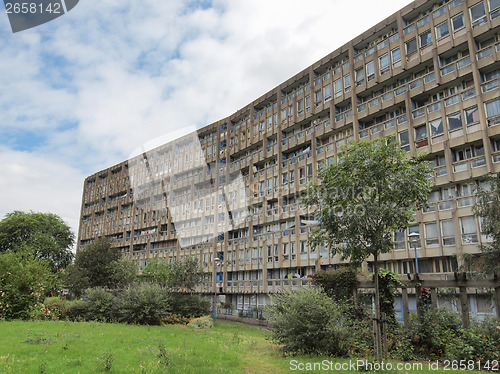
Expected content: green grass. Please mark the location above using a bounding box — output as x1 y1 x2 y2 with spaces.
0 320 487 373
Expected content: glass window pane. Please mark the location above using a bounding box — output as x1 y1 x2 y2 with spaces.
420 31 432 47
415 126 428 140
379 54 390 73
391 47 401 63
447 112 463 131
425 223 438 238
461 216 477 234
406 39 418 54
430 118 444 136
470 2 486 21
366 61 375 80
435 22 450 39
486 99 500 118
464 106 479 124
452 13 465 30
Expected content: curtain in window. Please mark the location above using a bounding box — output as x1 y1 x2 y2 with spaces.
425 223 438 239
460 216 477 234
486 99 500 118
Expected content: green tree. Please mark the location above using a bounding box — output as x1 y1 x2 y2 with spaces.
305 136 431 355
0 211 75 271
0 251 59 319
141 257 204 292
473 174 500 275
65 238 136 296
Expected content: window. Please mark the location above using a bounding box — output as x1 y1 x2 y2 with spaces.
297 99 304 115
305 95 311 112
391 47 401 63
424 223 439 246
406 39 418 54
464 106 479 125
324 84 332 102
344 74 351 89
489 0 500 17
460 216 478 243
333 79 342 96
441 219 456 245
452 13 465 31
366 61 375 81
394 230 406 250
470 2 487 27
485 98 500 125
430 118 444 136
314 90 322 103
399 130 410 151
415 126 428 141
420 31 433 47
447 112 463 131
435 21 450 39
355 68 365 85
379 53 390 74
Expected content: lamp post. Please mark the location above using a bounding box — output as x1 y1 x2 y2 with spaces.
408 232 420 273
214 257 220 321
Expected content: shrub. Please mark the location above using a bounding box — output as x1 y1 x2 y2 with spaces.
29 297 71 320
391 310 500 361
268 288 359 356
312 267 358 302
83 288 116 322
0 252 58 320
116 283 170 325
168 293 210 317
188 316 213 329
162 314 190 325
66 300 87 321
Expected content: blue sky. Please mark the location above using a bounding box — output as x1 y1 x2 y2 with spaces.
0 0 413 241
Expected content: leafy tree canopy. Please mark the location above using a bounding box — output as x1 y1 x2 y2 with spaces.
0 251 59 319
65 238 137 296
141 256 204 292
305 136 432 265
473 174 500 275
0 211 74 271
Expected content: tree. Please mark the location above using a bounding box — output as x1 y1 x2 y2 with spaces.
141 257 204 292
305 136 432 356
0 211 74 271
473 174 500 275
0 251 59 319
65 237 136 296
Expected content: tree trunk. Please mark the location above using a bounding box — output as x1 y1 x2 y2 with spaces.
373 252 382 360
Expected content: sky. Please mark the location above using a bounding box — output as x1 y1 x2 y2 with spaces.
0 0 414 242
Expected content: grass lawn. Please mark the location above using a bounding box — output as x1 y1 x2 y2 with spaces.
0 320 486 373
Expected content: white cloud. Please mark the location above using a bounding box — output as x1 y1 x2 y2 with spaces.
0 0 414 237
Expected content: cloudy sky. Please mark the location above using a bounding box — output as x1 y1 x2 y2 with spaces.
0 0 413 240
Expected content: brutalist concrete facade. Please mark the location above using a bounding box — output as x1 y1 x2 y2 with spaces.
78 0 500 308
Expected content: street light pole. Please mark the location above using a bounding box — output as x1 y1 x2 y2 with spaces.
214 258 220 321
408 232 420 273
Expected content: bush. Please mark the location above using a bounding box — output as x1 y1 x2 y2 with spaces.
188 316 213 329
168 293 210 318
66 299 87 321
268 288 361 356
83 288 116 322
312 268 358 302
0 252 58 320
392 310 500 361
116 283 170 325
162 314 190 325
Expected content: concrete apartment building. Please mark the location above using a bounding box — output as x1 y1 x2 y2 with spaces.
78 0 500 309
